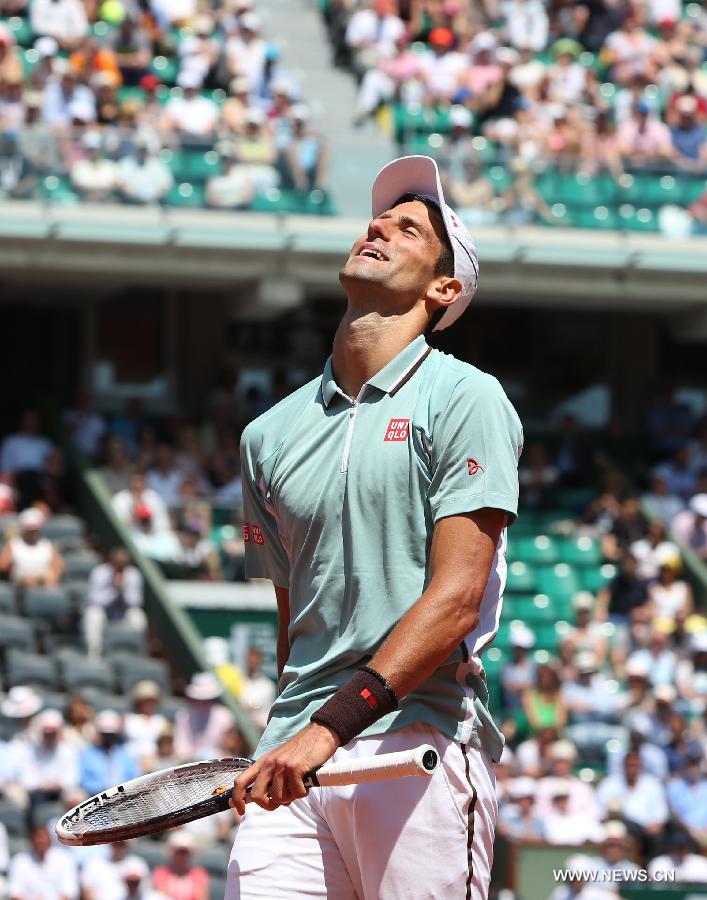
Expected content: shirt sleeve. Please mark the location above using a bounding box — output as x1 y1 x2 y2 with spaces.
427 375 522 524
240 422 291 588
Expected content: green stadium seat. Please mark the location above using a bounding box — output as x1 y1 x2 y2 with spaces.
505 593 556 623
513 535 559 565
580 563 616 592
42 515 85 541
505 561 538 594
41 175 79 205
573 206 620 230
165 181 206 208
560 536 602 567
116 86 147 105
150 55 179 85
4 16 34 47
172 149 221 182
536 563 581 598
250 187 298 214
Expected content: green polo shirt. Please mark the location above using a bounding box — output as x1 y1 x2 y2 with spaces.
240 335 523 760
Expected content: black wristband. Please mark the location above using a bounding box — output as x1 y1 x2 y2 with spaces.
310 667 398 748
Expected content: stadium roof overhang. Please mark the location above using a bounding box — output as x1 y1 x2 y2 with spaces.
0 202 706 312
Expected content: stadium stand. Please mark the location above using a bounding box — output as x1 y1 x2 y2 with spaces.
321 0 707 233
0 0 334 216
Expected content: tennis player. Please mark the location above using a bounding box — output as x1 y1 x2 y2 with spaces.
227 155 523 899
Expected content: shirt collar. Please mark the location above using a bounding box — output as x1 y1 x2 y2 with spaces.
321 335 430 408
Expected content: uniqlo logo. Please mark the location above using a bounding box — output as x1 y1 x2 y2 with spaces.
384 418 409 442
360 688 378 709
253 524 264 545
243 523 250 542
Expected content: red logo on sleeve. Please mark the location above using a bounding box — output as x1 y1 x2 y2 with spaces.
360 688 378 709
467 458 484 475
243 523 250 542
384 418 410 442
253 524 264 545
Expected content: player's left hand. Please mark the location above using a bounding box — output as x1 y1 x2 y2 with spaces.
231 722 340 815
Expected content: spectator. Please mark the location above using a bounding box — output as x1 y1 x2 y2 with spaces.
606 714 668 780
561 650 622 723
177 524 220 579
147 444 184 506
84 548 146 657
521 663 567 735
666 749 707 846
353 32 421 126
206 141 255 208
655 446 697 500
62 694 96 750
594 821 641 876
552 416 593 488
0 409 53 482
617 98 674 164
547 39 586 106
81 841 146 900
596 554 649 628
603 496 647 561
64 391 106 458
37 448 74 512
282 104 328 192
647 388 695 456
124 681 168 773
132 506 183 564
221 75 252 135
231 107 279 193
642 470 684 524
0 25 22 83
581 110 624 180
498 777 544 842
663 712 704 774
627 628 677 687
117 134 173 204
174 672 234 761
604 8 658 85
648 830 707 882
675 631 707 714
502 0 548 52
562 593 608 667
121 856 170 900
501 625 537 715
535 740 601 820
0 507 64 587
30 0 88 51
671 494 707 561
543 781 604 845
514 725 560 778
163 71 218 143
14 709 79 804
152 831 208 900
70 130 118 202
547 854 619 900
648 558 693 621
113 471 171 533
518 442 559 510
79 710 140 797
100 436 135 494
345 0 406 80
154 724 180 770
8 823 78 900
630 519 680 581
42 58 96 125
69 35 121 87
239 647 276 731
670 95 707 165
417 27 465 106
108 15 152 86
224 11 267 91
596 750 669 856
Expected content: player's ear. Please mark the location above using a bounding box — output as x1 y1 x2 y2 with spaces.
424 275 462 314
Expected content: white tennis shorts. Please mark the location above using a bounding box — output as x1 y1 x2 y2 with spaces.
225 723 498 900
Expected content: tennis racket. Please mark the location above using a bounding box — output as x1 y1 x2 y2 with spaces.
56 744 439 846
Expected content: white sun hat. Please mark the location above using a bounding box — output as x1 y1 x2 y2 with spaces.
371 155 479 331
185 671 223 701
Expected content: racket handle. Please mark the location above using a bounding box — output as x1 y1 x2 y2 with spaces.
305 744 439 788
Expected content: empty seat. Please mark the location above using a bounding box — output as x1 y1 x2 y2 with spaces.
77 688 130 714
5 649 57 690
63 552 100 580
0 800 26 835
0 615 36 654
61 656 116 693
504 593 555 623
0 584 16 614
536 563 581 598
580 564 617 593
513 535 559 565
560 536 602 567
103 625 147 656
41 515 85 542
23 587 73 627
505 561 538 594
132 837 168 868
113 656 171 695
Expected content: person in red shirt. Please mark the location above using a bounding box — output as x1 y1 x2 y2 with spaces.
152 831 208 900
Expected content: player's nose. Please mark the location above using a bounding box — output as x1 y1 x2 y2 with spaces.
367 215 392 242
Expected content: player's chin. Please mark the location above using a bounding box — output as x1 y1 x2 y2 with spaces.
340 258 389 283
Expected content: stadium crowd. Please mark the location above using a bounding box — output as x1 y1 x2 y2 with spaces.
324 0 707 230
0 0 329 209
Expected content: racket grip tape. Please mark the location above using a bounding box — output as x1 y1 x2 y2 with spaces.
305 744 439 787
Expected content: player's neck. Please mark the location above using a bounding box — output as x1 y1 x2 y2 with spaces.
331 310 425 399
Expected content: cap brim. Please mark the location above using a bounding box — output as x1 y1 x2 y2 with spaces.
371 155 477 331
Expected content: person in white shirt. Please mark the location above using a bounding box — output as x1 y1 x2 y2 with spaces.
9 823 79 900
84 548 146 657
534 740 600 820
70 130 118 202
174 673 235 761
649 829 707 883
543 782 605 845
502 0 548 52
671 494 707 562
345 0 406 78
419 29 466 104
112 471 171 533
81 841 147 900
240 647 276 731
596 751 669 852
0 507 64 587
163 70 218 141
30 0 88 51
146 444 184 507
1 410 53 475
117 134 173 205
627 629 677 688
15 709 79 801
123 681 168 772
630 520 681 582
224 11 267 90
648 560 693 621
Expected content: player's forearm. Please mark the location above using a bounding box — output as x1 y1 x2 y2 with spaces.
368 584 482 700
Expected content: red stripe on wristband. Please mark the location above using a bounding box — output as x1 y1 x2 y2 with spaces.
310 667 398 748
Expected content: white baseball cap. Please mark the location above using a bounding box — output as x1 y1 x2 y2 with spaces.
18 508 45 531
371 155 479 331
185 671 222 700
690 494 707 518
